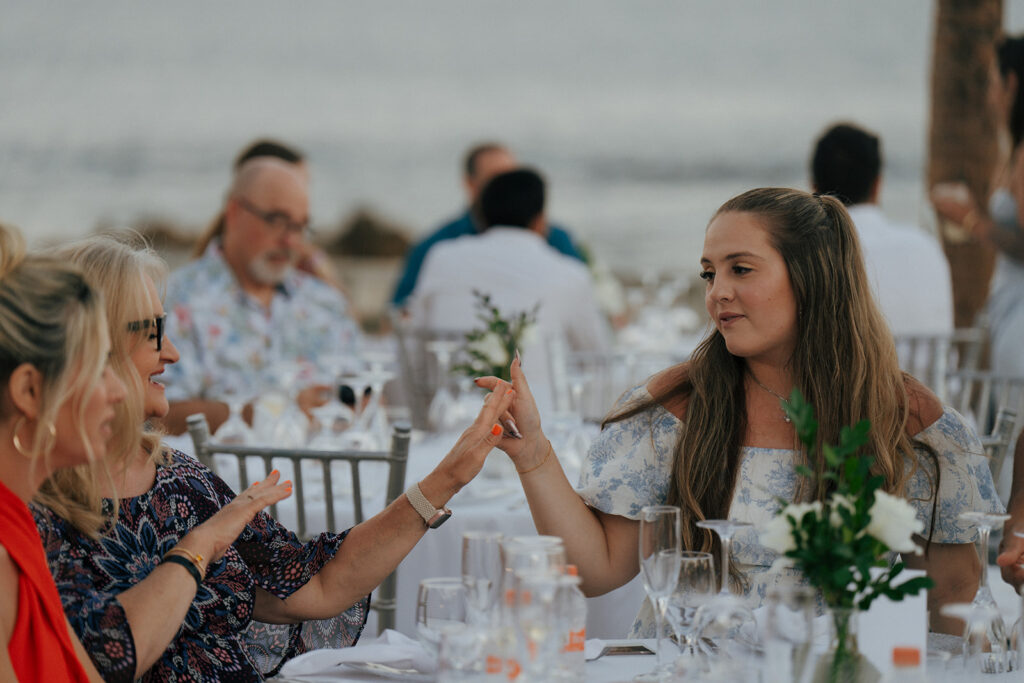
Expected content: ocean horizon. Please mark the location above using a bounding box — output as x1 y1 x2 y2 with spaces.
4 1 1024 277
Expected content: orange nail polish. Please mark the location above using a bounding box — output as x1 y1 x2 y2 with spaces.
506 389 514 395
491 423 503 436
252 481 260 486
283 480 292 487
271 469 279 476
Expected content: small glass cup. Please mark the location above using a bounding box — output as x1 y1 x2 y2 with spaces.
436 623 489 682
416 577 468 658
462 531 504 627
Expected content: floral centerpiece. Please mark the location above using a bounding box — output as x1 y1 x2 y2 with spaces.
759 389 933 682
453 290 538 382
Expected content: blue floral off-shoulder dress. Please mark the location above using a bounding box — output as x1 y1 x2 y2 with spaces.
32 449 369 682
576 385 1004 638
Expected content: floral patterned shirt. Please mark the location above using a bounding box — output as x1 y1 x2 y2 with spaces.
576 384 1004 637
163 242 362 401
32 450 369 682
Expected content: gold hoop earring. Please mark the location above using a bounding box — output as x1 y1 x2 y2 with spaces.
11 417 56 459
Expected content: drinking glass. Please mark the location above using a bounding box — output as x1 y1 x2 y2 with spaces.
513 570 563 680
763 586 817 683
665 551 714 672
426 340 460 432
416 577 468 658
215 378 254 445
691 520 759 661
501 535 566 594
941 602 1007 674
635 505 682 682
462 531 504 627
959 511 1012 672
437 623 489 682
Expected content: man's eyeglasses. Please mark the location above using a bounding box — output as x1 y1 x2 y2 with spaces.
234 196 312 239
128 315 166 351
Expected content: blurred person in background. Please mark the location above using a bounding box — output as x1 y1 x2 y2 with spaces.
931 34 1024 590
812 122 953 336
160 157 362 435
391 142 586 307
408 168 611 415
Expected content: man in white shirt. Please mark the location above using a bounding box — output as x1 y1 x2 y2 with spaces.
811 123 954 336
408 168 611 413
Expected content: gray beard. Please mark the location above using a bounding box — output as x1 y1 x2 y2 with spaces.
248 254 292 286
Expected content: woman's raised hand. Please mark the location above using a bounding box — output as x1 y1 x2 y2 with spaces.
474 357 549 471
178 471 293 566
431 379 518 489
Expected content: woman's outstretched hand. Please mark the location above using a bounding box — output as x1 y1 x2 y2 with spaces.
432 379 518 488
180 471 294 565
475 357 549 472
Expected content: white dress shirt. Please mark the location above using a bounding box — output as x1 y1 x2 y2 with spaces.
847 204 954 337
408 226 612 414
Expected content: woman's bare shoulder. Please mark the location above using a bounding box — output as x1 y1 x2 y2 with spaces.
903 374 944 435
646 363 690 421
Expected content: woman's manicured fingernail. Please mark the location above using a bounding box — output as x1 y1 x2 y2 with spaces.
283 480 292 487
271 469 279 476
503 417 523 439
506 388 514 395
474 377 483 384
491 423 503 436
515 348 522 366
253 481 260 486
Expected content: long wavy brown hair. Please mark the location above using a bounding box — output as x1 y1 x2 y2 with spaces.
606 188 937 583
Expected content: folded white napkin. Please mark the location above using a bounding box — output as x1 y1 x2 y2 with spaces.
277 629 437 679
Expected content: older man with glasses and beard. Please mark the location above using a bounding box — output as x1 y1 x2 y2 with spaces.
159 157 362 435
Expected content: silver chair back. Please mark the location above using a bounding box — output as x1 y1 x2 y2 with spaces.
186 414 411 632
943 370 1024 486
894 327 986 401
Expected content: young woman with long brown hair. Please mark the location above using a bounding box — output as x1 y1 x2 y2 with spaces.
483 187 1001 635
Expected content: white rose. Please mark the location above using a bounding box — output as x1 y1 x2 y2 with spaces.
471 332 509 367
518 323 539 348
865 490 925 554
760 501 823 554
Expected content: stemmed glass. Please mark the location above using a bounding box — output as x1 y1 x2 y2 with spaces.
957 510 1012 672
665 551 715 670
426 340 460 432
941 602 1008 674
691 520 759 660
635 505 682 683
462 531 504 627
215 377 254 445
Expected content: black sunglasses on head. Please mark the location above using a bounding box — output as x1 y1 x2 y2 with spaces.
127 315 166 351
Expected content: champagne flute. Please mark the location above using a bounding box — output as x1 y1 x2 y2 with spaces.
665 551 714 668
957 511 1012 672
691 520 759 661
635 505 682 682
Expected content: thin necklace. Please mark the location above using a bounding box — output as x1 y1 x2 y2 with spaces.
748 369 792 423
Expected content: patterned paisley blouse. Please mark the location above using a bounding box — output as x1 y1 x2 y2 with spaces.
576 384 1004 637
32 450 369 682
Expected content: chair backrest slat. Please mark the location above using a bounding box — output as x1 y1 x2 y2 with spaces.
186 414 411 634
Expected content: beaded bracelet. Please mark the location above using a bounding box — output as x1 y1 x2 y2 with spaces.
162 554 202 589
516 440 553 475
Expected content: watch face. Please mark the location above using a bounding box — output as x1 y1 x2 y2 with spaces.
427 509 452 529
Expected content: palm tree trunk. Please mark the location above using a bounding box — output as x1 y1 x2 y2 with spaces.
927 0 1002 328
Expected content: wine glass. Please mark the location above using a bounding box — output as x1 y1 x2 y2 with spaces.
416 577 468 658
635 505 682 682
214 378 254 445
958 511 1012 672
763 585 817 683
462 531 504 627
941 602 1008 674
426 340 460 432
691 520 759 661
664 551 714 671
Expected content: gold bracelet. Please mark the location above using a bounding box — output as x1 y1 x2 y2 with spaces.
165 547 206 575
516 440 553 475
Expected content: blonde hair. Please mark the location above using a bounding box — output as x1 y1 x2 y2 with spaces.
0 223 110 520
36 232 169 537
606 188 936 584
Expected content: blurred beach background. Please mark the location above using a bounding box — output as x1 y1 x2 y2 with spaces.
4 1 1024 322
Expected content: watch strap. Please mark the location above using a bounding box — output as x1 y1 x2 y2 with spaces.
405 482 451 528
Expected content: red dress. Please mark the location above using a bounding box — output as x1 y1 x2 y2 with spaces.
1 479 90 682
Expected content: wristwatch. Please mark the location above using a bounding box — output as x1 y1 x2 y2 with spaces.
405 482 452 529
